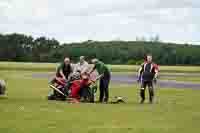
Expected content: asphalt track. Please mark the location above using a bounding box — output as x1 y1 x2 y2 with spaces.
111 74 200 90
32 73 200 90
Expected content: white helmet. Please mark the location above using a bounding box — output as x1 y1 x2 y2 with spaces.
0 79 6 95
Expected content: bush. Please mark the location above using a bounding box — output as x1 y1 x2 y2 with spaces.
127 59 137 65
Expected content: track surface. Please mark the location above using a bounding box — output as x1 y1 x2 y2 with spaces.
111 74 200 90
32 73 200 90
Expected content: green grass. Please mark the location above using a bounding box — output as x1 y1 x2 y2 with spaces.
0 62 57 72
1 61 200 73
160 76 200 83
0 70 200 133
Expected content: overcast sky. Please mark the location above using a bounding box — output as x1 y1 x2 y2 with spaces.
0 0 199 44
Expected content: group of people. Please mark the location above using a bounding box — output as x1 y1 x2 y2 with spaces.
51 56 111 103
51 54 159 104
0 54 159 104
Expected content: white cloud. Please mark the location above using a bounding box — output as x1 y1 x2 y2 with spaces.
1 0 49 20
155 0 200 8
0 0 199 44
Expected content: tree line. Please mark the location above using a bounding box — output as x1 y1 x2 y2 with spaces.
0 33 200 65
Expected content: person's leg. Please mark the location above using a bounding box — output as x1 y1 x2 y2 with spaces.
79 86 89 102
63 82 72 96
147 81 154 103
140 81 147 103
103 83 109 102
99 78 104 102
103 73 111 102
48 90 56 100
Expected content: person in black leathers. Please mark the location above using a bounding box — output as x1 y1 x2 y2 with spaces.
138 54 159 104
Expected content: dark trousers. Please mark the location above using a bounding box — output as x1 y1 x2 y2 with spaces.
140 81 154 102
99 72 111 102
79 85 88 98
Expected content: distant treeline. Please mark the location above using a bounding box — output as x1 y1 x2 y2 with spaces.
0 33 200 65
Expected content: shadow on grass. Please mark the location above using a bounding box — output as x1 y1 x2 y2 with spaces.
0 95 8 100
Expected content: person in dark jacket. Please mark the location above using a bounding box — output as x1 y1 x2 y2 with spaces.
138 54 159 104
56 58 73 80
50 57 73 85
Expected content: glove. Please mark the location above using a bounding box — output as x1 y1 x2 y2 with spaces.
153 77 157 84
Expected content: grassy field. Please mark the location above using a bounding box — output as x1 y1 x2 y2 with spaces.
0 62 200 73
0 64 200 133
160 76 200 83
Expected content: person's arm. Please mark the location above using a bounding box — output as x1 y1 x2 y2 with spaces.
154 69 158 78
88 64 96 75
137 64 144 82
67 65 74 80
153 64 159 79
59 69 66 79
73 64 78 73
89 67 95 75
58 63 66 79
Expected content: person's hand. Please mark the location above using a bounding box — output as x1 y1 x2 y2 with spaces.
91 80 96 83
86 71 91 76
137 76 141 83
153 77 157 84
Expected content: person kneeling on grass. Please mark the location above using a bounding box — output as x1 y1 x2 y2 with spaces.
50 57 73 85
62 70 81 95
138 54 159 104
89 58 111 103
62 73 95 102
